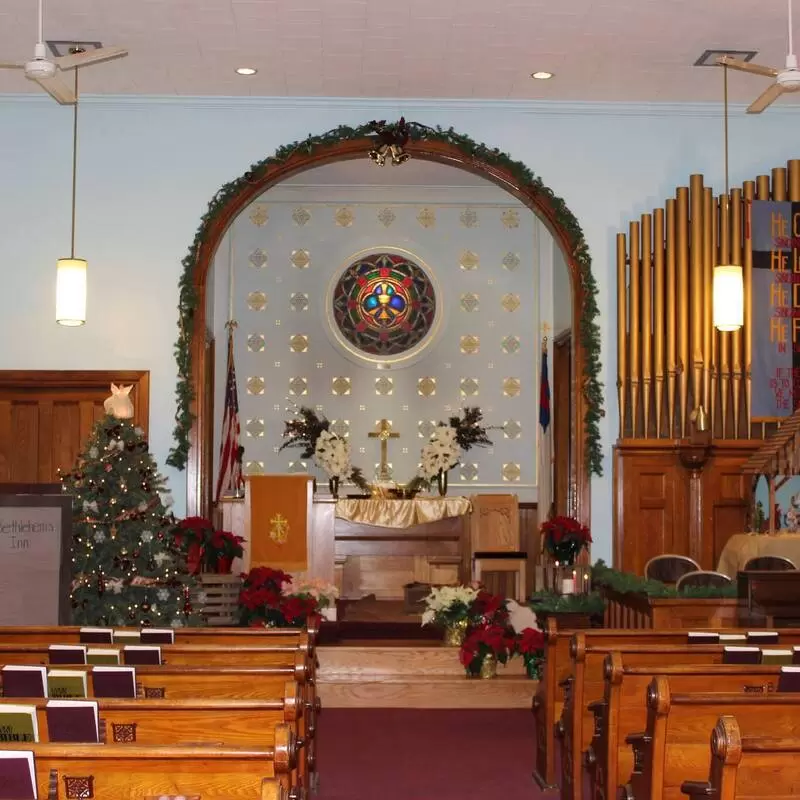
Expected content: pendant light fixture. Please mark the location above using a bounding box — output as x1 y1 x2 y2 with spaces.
712 62 744 332
56 60 86 326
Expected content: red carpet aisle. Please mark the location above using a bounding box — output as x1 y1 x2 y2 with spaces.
317 709 546 800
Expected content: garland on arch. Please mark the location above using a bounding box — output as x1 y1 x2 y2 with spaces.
167 120 605 477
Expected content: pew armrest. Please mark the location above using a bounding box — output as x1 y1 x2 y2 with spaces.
625 732 652 775
587 699 606 738
680 780 715 798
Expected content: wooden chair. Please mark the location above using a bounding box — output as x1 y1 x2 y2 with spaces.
676 570 733 591
744 555 797 571
469 494 527 601
644 554 700 584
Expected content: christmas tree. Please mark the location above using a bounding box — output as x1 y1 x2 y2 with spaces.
61 409 202 628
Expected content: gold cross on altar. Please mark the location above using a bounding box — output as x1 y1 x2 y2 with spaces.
368 419 400 482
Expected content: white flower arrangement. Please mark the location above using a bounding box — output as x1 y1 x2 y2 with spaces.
314 430 352 479
421 584 479 627
419 424 461 480
287 577 340 609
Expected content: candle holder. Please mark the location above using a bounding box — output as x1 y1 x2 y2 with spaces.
543 563 592 596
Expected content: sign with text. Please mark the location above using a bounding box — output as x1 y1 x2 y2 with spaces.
0 495 72 625
751 200 800 419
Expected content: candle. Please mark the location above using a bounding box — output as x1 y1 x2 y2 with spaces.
561 577 575 595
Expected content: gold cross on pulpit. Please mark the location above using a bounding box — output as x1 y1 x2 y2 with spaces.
368 419 400 482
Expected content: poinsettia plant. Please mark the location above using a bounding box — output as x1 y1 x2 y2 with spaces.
516 626 546 679
172 516 244 573
237 567 320 628
541 515 592 566
469 590 511 626
459 622 517 676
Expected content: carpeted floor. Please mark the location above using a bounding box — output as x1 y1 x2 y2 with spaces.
317 708 549 800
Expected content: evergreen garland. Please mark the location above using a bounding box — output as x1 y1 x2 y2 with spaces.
167 121 605 476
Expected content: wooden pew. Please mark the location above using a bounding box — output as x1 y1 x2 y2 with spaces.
559 633 800 800
621 678 800 800
590 659 790 800
531 621 793 789
679 716 800 800
0 735 299 800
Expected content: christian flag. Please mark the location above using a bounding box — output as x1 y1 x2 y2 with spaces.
539 347 551 431
215 325 245 501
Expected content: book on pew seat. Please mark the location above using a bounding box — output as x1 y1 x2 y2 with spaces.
48 645 87 665
723 646 761 664
747 631 780 644
45 700 99 743
112 630 140 644
91 666 136 698
86 648 120 666
46 670 87 699
139 628 175 645
78 627 113 645
778 666 800 692
1 667 47 699
719 633 747 643
761 649 793 665
687 632 719 644
792 646 800 664
0 750 37 800
123 646 161 666
0 706 38 743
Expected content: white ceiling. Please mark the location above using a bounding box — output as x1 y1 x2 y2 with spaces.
0 0 796 103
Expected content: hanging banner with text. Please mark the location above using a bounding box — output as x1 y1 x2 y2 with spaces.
751 200 800 419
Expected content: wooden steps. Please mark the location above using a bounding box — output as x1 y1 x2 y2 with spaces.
317 644 536 709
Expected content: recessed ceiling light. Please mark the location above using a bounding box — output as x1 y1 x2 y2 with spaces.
236 67 257 76
531 71 553 80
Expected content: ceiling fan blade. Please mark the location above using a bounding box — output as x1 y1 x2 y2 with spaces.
0 61 26 69
716 55 779 78
747 82 786 114
33 73 76 104
55 46 127 70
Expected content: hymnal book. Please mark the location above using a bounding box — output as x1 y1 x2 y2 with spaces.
46 670 87 699
91 666 136 699
79 627 113 645
0 706 38 743
761 648 793 665
139 628 175 645
718 634 747 642
778 666 800 692
687 632 719 644
86 648 120 666
112 630 141 644
48 645 87 665
45 700 99 743
747 631 780 644
1 667 46 699
123 646 161 666
722 646 761 664
0 750 37 800
791 646 800 664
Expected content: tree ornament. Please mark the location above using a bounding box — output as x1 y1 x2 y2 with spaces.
128 608 137 620
96 573 105 596
140 602 151 613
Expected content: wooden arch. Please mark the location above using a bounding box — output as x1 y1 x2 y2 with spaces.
184 135 592 522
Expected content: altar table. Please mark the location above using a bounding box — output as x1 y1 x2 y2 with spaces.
716 532 800 577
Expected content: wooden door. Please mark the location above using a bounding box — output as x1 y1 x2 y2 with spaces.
0 371 149 483
553 331 572 516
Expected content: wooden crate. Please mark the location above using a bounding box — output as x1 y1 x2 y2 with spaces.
192 573 241 625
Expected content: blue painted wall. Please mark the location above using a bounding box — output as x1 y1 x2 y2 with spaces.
2 94 800 562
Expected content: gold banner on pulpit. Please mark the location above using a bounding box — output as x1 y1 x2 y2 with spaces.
247 475 310 572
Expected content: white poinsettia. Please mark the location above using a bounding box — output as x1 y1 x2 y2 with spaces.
314 430 351 479
419 424 461 479
421 585 478 627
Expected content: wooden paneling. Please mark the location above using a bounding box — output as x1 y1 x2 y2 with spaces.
0 370 149 484
614 440 759 575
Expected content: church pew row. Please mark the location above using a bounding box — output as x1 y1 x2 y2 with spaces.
587 659 792 800
0 737 299 800
531 621 793 789
679 716 800 800
557 635 800 800
621 678 800 800
0 690 310 790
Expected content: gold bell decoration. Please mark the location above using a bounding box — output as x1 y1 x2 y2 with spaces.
367 118 411 166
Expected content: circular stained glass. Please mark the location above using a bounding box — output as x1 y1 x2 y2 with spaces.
331 252 437 357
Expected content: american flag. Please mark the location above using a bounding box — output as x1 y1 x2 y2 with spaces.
215 325 244 501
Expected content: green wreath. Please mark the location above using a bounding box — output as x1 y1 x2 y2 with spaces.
167 121 605 477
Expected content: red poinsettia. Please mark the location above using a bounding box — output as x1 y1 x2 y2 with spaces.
540 515 592 565
470 590 510 625
459 622 517 675
515 627 546 679
237 567 319 628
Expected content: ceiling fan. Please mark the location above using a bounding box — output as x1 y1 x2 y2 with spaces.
717 0 800 114
0 0 127 104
